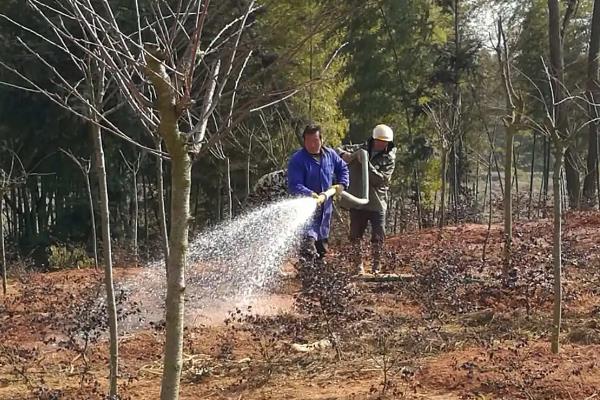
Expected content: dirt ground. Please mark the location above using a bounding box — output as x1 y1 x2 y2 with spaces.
2 212 600 399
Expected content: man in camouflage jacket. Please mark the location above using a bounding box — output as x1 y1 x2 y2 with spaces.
338 124 396 274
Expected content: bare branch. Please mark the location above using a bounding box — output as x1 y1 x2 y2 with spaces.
324 42 348 72
182 0 210 101
200 1 256 127
204 5 262 56
561 0 579 41
189 59 220 150
60 148 91 175
0 59 163 157
227 51 253 129
119 150 143 174
250 89 301 113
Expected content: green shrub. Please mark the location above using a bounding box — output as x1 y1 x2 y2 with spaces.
48 244 93 270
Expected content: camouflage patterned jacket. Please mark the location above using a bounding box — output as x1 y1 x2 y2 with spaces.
338 138 396 212
244 169 288 210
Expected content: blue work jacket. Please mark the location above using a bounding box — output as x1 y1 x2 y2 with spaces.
287 147 349 240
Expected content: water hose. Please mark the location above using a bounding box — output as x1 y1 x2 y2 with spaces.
320 149 370 206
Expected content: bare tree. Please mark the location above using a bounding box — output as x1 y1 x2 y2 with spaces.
90 102 119 395
155 138 169 269
528 131 537 218
60 149 99 270
522 56 599 353
495 17 525 277
482 149 494 262
120 150 142 267
425 96 461 228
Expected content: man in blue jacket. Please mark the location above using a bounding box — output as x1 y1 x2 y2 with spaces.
288 124 349 263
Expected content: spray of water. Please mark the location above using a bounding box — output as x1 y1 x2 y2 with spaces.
121 196 317 328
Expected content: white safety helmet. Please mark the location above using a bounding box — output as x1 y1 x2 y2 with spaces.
372 124 393 142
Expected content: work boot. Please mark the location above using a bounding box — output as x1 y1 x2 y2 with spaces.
371 241 383 274
354 260 366 275
371 260 381 275
349 241 364 275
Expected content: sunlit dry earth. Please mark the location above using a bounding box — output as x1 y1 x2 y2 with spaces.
2 212 600 399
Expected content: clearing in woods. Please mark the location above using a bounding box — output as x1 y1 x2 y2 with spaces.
1 212 600 399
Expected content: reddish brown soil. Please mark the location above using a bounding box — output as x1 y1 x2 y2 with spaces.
2 212 600 399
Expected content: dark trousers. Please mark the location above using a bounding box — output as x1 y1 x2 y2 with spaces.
300 237 328 261
350 209 386 242
349 209 386 269
298 237 328 290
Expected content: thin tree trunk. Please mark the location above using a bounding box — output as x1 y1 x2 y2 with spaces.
1 196 6 295
452 0 462 224
551 147 564 354
193 180 201 231
225 157 232 221
414 166 422 229
503 127 514 273
528 132 537 218
543 136 550 211
474 158 480 211
478 109 504 195
17 187 22 242
400 196 406 233
91 122 118 395
12 192 18 239
143 174 149 248
85 171 98 270
30 180 39 236
548 0 567 352
393 197 399 234
564 149 580 208
584 130 599 207
38 180 47 233
514 146 520 219
246 135 253 199
460 137 467 195
132 168 139 267
47 188 54 234
10 187 18 239
482 161 489 213
492 146 504 196
559 169 563 208
217 169 222 222
432 191 437 228
43 180 50 232
496 17 523 275
62 150 99 270
4 191 13 239
537 136 549 218
439 149 448 228
28 186 35 240
452 143 459 223
482 151 493 262
513 146 520 197
165 162 172 232
22 186 32 242
156 139 169 268
10 190 16 239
